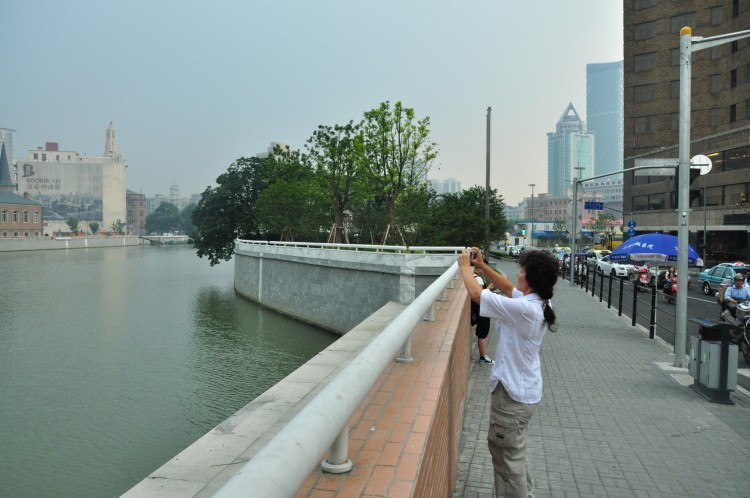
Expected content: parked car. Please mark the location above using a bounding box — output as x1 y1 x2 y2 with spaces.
596 255 634 278
698 262 750 295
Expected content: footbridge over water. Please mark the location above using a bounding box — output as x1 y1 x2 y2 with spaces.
139 234 193 245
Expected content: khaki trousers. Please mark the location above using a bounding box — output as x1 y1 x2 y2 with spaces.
487 383 538 498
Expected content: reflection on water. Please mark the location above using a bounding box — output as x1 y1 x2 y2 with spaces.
0 245 337 498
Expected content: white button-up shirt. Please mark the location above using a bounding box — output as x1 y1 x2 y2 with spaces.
480 288 547 404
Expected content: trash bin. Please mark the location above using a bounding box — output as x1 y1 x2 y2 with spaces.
688 317 738 405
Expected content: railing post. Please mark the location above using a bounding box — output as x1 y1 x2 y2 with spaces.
607 275 613 308
396 336 414 363
591 267 597 297
631 282 638 326
649 284 657 339
599 271 604 302
320 426 353 474
618 278 624 316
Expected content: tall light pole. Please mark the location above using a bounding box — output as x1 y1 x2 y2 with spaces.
485 107 491 256
528 183 535 246
675 26 750 368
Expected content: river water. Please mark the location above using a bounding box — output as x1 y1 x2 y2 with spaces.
0 244 338 498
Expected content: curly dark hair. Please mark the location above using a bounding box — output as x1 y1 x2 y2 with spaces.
517 250 559 331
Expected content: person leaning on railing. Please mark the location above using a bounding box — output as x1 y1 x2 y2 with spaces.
458 246 559 498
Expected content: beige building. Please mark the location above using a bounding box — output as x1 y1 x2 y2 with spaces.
623 0 750 263
15 123 126 234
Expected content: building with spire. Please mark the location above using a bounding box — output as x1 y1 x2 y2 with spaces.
547 103 595 197
15 123 127 235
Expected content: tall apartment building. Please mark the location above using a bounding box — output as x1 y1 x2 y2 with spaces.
547 102 595 196
587 61 625 179
623 0 750 262
428 177 462 195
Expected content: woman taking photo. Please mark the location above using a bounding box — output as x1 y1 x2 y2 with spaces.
458 247 559 498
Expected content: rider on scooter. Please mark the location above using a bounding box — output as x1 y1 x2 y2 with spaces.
662 266 676 295
722 274 750 319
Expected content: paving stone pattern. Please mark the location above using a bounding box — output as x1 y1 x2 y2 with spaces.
453 258 750 498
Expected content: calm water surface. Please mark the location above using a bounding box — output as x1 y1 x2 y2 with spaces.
0 244 337 498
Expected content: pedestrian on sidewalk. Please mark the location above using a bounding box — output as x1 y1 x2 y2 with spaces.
458 247 559 498
471 258 494 364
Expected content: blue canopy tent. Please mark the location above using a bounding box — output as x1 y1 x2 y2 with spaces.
610 233 702 266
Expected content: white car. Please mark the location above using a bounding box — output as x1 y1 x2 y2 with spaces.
596 255 634 278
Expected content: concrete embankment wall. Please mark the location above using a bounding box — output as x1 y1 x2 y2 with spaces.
233 241 460 334
0 236 143 252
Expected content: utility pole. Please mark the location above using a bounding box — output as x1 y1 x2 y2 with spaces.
485 107 491 256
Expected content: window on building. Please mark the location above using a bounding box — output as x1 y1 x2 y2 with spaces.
706 186 723 206
711 46 722 60
671 113 679 131
12 210 18 223
710 108 722 127
0 210 6 223
747 100 750 121
634 0 657 9
710 74 722 93
634 84 657 102
1 232 6 237
732 40 739 53
633 195 649 211
634 52 657 72
725 146 749 171
33 153 38 160
711 6 723 25
725 183 749 205
648 193 668 210
731 69 738 88
670 13 696 34
23 210 28 223
634 116 657 133
670 80 680 99
41 154 46 161
731 104 737 123
634 21 657 41
33 211 39 223
733 0 739 17
670 48 680 66
24 232 29 237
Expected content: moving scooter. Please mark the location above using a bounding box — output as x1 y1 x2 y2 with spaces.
634 266 651 292
721 302 750 363
663 274 677 304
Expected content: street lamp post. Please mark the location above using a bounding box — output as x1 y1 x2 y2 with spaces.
528 183 535 247
675 26 750 368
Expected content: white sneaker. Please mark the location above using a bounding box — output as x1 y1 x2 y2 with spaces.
478 356 494 364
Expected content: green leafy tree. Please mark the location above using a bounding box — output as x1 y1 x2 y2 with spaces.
179 204 196 236
89 221 100 235
361 101 437 244
257 180 329 241
111 219 125 234
66 217 79 234
418 186 506 246
393 184 436 247
146 203 180 235
306 121 365 243
552 219 567 244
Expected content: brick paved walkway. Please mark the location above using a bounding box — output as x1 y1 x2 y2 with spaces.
453 258 750 498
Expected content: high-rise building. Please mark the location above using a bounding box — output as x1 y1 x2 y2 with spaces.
587 61 624 178
547 103 595 196
15 123 127 233
623 1 750 262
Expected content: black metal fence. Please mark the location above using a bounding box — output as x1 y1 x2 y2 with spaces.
561 263 678 349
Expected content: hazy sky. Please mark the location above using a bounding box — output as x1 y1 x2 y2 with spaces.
2 0 623 206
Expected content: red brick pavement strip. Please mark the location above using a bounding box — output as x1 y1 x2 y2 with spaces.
454 257 750 498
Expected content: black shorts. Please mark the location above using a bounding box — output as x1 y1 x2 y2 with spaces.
475 316 490 339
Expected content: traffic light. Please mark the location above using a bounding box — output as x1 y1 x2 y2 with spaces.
521 227 527 236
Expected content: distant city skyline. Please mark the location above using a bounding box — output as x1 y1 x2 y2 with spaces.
2 1 623 204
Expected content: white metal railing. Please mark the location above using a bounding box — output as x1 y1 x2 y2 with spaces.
235 239 465 255
214 261 460 498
